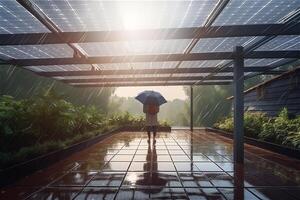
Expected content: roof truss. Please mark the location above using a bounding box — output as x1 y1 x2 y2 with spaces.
0 1 299 87
1 24 299 46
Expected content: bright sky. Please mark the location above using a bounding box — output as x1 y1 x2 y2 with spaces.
114 86 187 101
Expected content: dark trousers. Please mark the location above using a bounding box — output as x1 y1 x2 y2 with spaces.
147 126 157 139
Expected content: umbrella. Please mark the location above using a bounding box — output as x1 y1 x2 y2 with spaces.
135 90 167 105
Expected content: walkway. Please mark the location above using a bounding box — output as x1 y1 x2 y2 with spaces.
1 130 300 200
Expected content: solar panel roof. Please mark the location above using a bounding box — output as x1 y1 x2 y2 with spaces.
32 0 219 31
0 0 48 34
0 0 299 87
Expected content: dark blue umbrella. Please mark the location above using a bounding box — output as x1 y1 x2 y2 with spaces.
135 90 167 105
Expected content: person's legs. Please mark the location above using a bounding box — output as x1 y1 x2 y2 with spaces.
147 126 151 142
153 126 157 143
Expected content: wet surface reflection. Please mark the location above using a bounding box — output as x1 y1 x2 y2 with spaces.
1 130 300 199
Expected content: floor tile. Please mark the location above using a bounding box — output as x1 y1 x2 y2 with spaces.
27 187 82 200
51 172 96 186
3 130 300 200
102 162 130 171
87 172 125 187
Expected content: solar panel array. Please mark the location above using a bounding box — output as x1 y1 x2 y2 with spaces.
0 0 299 87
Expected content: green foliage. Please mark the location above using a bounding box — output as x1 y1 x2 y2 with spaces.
0 92 167 169
244 112 269 138
0 65 115 110
215 117 233 133
215 108 300 149
215 112 268 138
108 111 169 127
184 85 232 127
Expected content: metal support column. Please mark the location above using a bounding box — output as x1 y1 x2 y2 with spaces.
233 46 244 164
190 86 194 131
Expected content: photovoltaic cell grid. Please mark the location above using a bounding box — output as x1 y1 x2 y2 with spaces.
24 58 285 73
0 0 299 85
0 44 73 59
192 37 264 53
213 0 300 26
32 0 219 31
78 39 192 56
255 35 300 51
24 62 181 72
2 130 300 199
0 0 48 34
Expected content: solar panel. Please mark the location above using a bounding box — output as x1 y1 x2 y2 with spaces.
98 62 180 70
256 35 300 51
0 44 73 59
0 0 48 34
213 0 300 26
25 62 180 72
25 64 91 72
180 60 229 68
0 0 299 87
244 59 284 66
55 73 170 80
78 39 192 56
192 37 263 53
33 0 218 31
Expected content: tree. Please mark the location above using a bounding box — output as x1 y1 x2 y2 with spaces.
184 85 232 127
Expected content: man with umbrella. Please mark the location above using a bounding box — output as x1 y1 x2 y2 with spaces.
135 91 167 142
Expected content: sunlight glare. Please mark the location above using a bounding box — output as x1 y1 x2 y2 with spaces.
117 2 159 30
126 172 138 186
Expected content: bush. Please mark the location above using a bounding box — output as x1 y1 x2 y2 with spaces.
214 112 268 138
0 91 170 169
108 111 169 128
214 108 300 149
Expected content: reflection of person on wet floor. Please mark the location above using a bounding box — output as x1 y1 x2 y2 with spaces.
143 104 159 142
137 138 166 191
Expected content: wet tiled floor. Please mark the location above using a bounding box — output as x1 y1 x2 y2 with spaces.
1 130 300 199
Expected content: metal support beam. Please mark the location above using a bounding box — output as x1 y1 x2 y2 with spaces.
17 0 100 71
190 86 194 132
166 0 230 81
8 51 300 66
233 46 244 164
71 81 232 87
61 76 234 84
34 67 285 77
2 24 299 45
195 9 300 86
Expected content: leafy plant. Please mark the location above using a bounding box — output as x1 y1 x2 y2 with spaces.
0 91 170 169
215 108 300 149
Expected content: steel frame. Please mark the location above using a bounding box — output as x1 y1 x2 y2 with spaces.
8 51 300 66
0 0 299 168
1 24 300 46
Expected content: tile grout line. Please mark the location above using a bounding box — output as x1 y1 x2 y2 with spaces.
23 161 85 200
170 131 230 200
113 133 143 200
162 135 190 199
71 135 128 200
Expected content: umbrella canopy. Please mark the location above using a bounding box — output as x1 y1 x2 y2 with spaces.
135 90 167 105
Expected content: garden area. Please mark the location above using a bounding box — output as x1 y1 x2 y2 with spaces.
0 91 169 169
214 108 300 149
